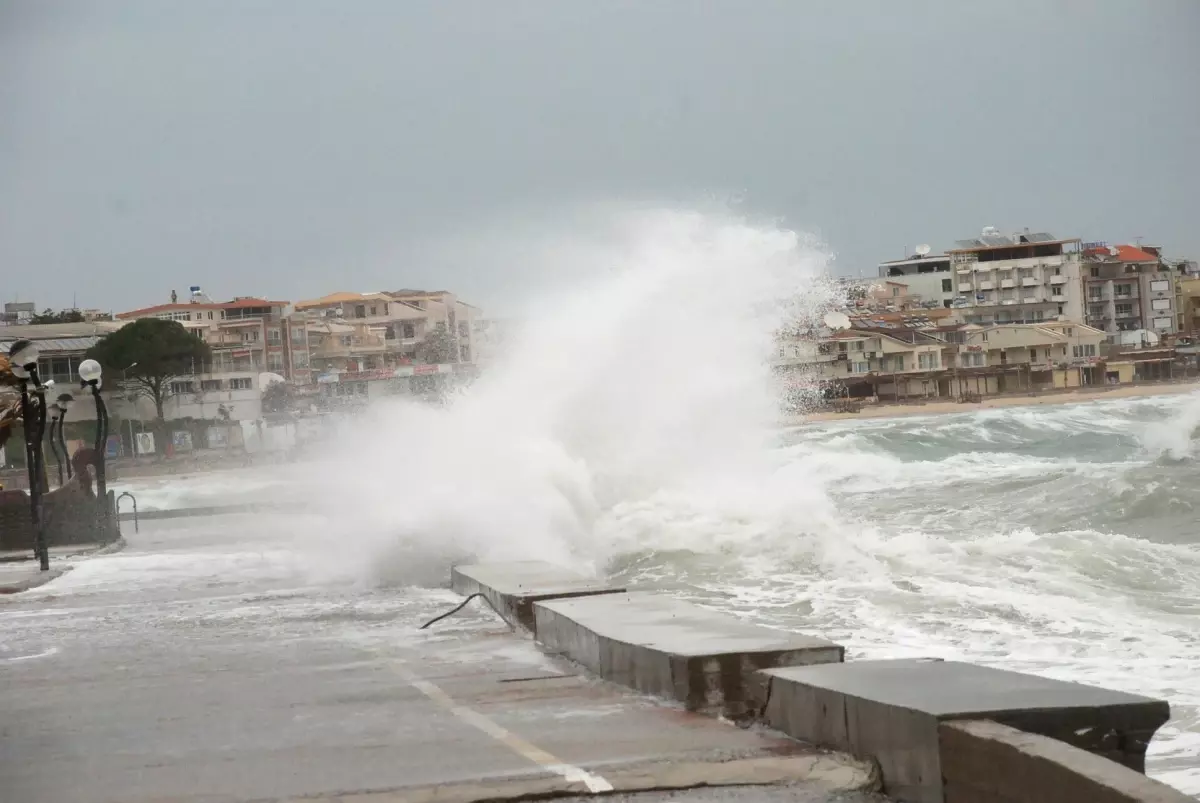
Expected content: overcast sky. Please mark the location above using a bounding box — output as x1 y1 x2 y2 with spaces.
2 0 1197 315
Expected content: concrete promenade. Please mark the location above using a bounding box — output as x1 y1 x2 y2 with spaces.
0 513 879 803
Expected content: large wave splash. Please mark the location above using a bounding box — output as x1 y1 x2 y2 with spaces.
310 208 839 584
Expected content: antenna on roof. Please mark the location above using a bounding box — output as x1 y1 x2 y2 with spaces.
915 244 932 257
823 311 851 331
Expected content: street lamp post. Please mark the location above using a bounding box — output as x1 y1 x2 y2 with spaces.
78 359 110 527
55 392 74 480
48 401 64 487
9 339 50 571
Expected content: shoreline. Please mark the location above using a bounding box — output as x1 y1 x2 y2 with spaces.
793 379 1200 423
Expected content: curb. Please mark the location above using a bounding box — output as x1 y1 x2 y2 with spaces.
447 560 1190 803
0 566 69 595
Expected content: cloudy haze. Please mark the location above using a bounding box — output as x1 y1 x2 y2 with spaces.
2 0 1197 314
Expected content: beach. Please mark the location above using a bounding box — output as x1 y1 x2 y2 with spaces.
796 379 1200 423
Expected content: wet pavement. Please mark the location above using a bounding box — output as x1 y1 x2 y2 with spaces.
0 512 876 803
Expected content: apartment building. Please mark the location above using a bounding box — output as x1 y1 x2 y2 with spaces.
877 251 957 309
117 294 310 420
946 321 1107 394
293 289 478 376
950 228 1084 325
776 317 947 400
1082 244 1178 338
777 314 1110 401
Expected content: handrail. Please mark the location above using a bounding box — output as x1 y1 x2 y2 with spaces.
116 491 138 533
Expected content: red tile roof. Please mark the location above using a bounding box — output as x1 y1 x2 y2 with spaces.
1083 244 1159 263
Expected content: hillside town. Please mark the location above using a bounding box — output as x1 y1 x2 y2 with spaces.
2 225 1199 460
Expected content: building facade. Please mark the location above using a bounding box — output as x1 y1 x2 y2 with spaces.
877 252 957 309
950 229 1084 326
1082 244 1178 338
117 296 308 421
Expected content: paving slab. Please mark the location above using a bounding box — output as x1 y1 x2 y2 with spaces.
534 591 843 718
762 659 1172 803
450 560 625 632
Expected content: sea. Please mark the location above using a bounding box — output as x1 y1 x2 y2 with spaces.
108 209 1200 794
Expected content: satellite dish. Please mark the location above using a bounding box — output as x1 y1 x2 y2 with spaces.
1108 245 1120 257
823 311 851 330
915 244 932 257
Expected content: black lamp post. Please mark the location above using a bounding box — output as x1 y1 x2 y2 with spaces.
48 399 64 487
47 392 75 485
78 360 109 509
56 393 75 479
9 339 50 571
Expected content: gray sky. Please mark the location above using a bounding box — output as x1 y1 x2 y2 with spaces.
2 0 1197 315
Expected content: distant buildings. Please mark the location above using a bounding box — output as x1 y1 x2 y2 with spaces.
1082 244 1179 338
877 251 957 309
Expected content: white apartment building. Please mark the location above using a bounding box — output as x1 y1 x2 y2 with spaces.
949 229 1084 326
877 252 957 309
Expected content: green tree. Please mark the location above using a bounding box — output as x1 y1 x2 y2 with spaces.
30 308 86 324
260 380 295 414
85 318 212 420
416 325 459 364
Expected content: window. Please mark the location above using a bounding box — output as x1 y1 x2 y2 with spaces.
369 306 377 316
340 335 353 346
291 326 306 344
850 361 869 374
229 377 252 390
1072 344 1097 358
169 380 195 394
1116 304 1134 316
1152 298 1172 311
242 330 259 342
402 323 416 339
268 353 284 371
1150 279 1170 293
458 321 470 338
267 328 281 345
1115 285 1133 298
460 344 471 362
980 331 988 342
1091 267 1099 278
201 379 222 391
960 352 984 367
292 351 309 369
1153 317 1173 330
941 279 952 292
355 305 366 318
918 352 938 370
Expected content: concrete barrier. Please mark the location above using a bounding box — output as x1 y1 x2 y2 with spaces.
534 591 843 718
449 561 625 632
761 659 1171 803
939 719 1192 803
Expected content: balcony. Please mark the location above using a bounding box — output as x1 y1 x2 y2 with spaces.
1001 299 1017 305
1021 277 1040 287
1000 279 1016 289
1051 294 1068 303
1022 296 1041 304
1049 276 1067 285
979 281 995 291
958 282 974 292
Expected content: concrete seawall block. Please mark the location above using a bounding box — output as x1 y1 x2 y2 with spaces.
761 659 1171 803
449 561 625 632
939 720 1193 803
534 591 843 718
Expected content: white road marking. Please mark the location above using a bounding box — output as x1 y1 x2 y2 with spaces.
401 669 613 793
